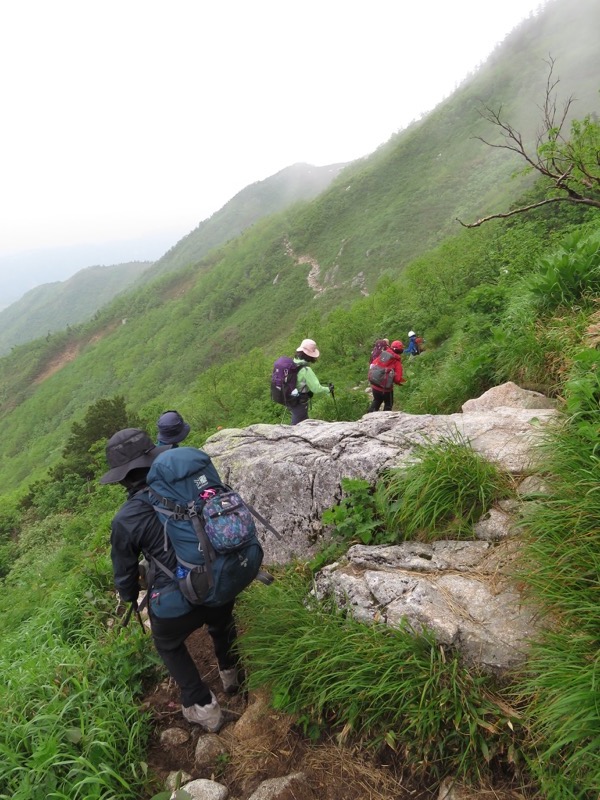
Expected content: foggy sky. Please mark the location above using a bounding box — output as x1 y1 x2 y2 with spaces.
0 0 546 305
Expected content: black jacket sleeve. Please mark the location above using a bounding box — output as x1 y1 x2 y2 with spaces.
110 492 178 603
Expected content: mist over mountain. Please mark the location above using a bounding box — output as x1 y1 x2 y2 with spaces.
142 162 349 281
0 231 182 310
0 262 152 355
0 162 346 352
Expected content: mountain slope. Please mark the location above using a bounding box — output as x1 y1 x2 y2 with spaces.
0 261 152 354
283 0 600 301
0 162 345 354
0 0 598 489
143 161 348 280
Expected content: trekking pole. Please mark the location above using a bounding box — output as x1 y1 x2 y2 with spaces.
121 601 146 634
328 384 339 419
134 606 146 634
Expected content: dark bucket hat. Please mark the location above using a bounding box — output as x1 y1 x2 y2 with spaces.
157 410 191 445
99 428 170 484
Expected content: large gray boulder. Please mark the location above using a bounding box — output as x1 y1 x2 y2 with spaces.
202 384 556 674
461 381 557 412
204 393 555 563
314 540 538 673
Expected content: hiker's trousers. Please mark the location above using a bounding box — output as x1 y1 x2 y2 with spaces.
368 387 394 412
150 600 237 707
290 400 309 425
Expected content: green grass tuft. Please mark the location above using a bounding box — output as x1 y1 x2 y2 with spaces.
237 576 523 785
381 433 513 540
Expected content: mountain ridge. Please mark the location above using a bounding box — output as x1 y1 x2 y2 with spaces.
0 162 347 352
0 0 597 488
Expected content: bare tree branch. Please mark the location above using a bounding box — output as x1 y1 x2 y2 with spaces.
457 195 600 228
460 57 600 227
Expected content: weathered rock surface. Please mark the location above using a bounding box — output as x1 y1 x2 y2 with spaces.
461 381 557 412
247 772 312 800
160 726 191 747
202 384 556 675
204 392 555 564
314 540 538 673
180 776 229 799
195 732 229 771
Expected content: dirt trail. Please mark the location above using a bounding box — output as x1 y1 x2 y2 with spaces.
143 628 526 800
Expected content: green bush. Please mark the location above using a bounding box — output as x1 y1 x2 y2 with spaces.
527 229 600 314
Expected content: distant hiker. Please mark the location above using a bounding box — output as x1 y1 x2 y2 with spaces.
101 428 240 733
405 330 422 356
157 409 190 447
291 338 332 425
367 339 405 412
370 338 389 364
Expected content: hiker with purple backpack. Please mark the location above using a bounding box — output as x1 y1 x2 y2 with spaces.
271 338 333 425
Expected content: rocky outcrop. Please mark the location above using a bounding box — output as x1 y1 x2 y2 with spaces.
204 395 555 564
461 381 557 413
202 383 558 675
313 539 537 673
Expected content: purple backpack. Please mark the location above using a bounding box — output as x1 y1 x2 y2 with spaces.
370 339 388 363
271 356 301 406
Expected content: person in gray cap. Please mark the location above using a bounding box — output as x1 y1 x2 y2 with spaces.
156 409 190 446
100 428 239 732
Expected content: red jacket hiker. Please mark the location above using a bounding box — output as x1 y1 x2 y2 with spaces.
367 341 405 412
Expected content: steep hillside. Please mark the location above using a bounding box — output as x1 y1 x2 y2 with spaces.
0 163 345 353
283 0 600 300
0 0 598 490
0 261 151 354
143 161 348 280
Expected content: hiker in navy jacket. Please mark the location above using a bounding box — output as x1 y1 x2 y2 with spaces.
156 409 190 447
101 428 239 733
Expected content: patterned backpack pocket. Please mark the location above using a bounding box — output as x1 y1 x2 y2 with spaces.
202 490 258 551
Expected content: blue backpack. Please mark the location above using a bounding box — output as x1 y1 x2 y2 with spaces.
144 447 279 608
405 337 420 356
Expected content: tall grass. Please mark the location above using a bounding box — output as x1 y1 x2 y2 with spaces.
237 576 523 786
381 433 513 540
515 352 600 798
0 578 158 800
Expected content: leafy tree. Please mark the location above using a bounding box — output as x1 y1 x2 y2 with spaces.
53 396 140 481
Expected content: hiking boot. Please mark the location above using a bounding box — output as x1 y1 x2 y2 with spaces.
219 667 240 693
181 692 223 732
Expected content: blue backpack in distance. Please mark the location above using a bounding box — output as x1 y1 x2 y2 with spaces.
144 447 279 608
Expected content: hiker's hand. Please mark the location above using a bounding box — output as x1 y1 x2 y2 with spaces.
115 596 137 617
114 598 129 618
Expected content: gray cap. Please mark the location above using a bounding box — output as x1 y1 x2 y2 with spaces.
99 428 170 484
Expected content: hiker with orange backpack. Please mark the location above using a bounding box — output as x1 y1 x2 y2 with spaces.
367 340 405 412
